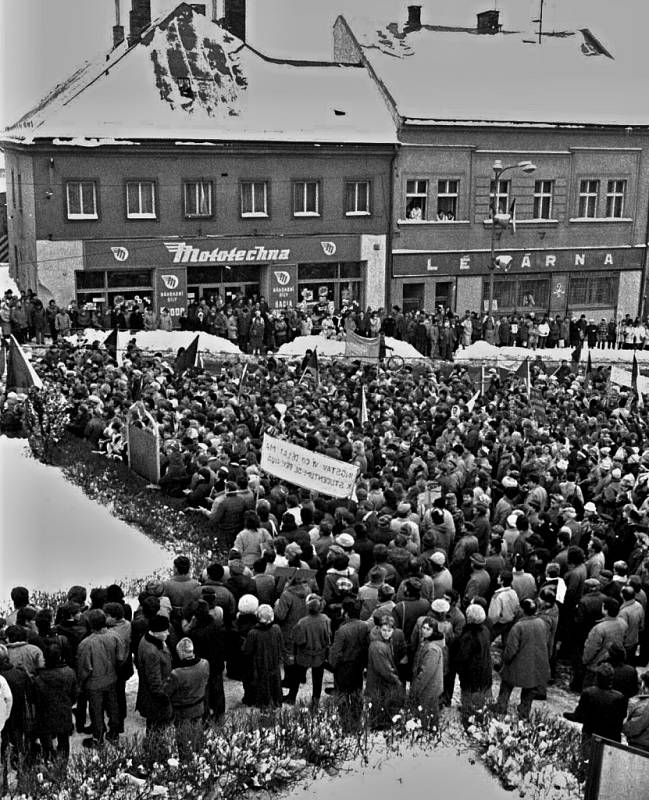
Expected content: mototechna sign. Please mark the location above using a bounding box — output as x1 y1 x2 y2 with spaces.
84 236 361 269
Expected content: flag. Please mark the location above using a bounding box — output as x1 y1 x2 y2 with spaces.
237 362 249 399
584 352 593 391
466 389 480 413
632 352 639 391
360 384 368 425
174 335 200 374
6 335 43 392
299 348 319 385
509 198 517 234
103 328 119 362
498 366 511 383
514 358 531 394
571 344 581 364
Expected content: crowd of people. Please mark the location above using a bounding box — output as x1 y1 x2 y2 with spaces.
3 286 648 358
2 288 649 780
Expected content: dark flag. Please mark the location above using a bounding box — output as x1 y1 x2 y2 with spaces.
6 335 43 392
583 352 593 391
498 366 511 383
632 352 639 391
103 328 119 362
514 358 531 394
299 347 319 386
571 344 582 365
174 335 200 374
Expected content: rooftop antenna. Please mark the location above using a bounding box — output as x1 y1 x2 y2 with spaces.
532 0 545 44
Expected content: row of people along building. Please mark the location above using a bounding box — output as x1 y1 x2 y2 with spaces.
3 2 649 330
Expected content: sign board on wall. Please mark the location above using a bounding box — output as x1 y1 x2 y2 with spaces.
155 266 187 319
268 264 298 310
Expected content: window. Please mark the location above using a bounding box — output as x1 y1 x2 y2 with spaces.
490 179 510 214
533 180 554 219
519 279 549 308
293 180 319 216
436 180 458 220
405 179 427 220
241 181 268 217
605 180 626 218
183 181 212 218
568 274 618 306
126 181 156 219
578 179 599 218
297 262 363 310
66 181 98 219
481 278 549 310
403 283 425 312
345 181 370 215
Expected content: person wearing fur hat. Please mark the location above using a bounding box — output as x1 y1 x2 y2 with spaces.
242 605 283 708
289 594 331 707
165 637 209 761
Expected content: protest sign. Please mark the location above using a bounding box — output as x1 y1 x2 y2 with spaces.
260 435 359 498
344 331 380 362
610 366 633 387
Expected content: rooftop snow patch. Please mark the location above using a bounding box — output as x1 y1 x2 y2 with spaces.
3 4 396 145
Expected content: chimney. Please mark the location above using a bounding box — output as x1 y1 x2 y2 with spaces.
476 9 501 34
128 0 151 46
223 0 246 41
113 0 125 48
406 5 422 30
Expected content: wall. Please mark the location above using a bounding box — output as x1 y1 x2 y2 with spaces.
455 276 483 315
36 240 83 305
360 233 387 310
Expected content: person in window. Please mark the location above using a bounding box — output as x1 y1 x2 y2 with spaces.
522 292 535 308
436 210 447 222
445 211 455 221
409 205 423 221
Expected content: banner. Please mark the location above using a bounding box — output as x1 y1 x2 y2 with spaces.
610 366 633 387
126 403 160 483
260 435 359 498
530 387 547 422
344 331 380 362
269 263 298 310
156 266 187 320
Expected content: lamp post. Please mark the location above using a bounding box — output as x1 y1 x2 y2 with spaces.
488 160 536 317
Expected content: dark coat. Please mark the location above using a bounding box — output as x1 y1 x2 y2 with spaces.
136 634 173 723
365 637 406 717
33 665 77 735
165 657 210 720
501 615 551 688
567 686 627 740
211 494 247 545
455 622 493 692
274 583 310 660
242 622 283 708
293 612 331 668
329 619 369 691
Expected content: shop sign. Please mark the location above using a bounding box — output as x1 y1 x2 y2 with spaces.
393 247 644 277
155 266 187 317
269 264 298 310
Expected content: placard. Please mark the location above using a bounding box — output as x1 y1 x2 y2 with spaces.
127 402 161 483
260 435 359 498
610 366 633 387
344 330 380 362
585 736 649 800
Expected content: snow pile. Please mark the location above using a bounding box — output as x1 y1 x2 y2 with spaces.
0 437 170 602
0 265 20 294
456 340 649 369
277 335 424 360
70 329 243 355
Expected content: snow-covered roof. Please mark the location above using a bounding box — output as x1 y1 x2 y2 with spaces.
3 4 396 146
341 12 649 127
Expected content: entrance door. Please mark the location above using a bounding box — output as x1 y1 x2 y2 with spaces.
434 281 453 311
403 283 425 313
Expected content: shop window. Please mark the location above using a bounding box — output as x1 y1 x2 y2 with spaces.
568 274 618 306
107 270 152 288
126 181 156 219
605 180 626 218
533 180 554 219
183 181 212 218
345 181 370 215
299 263 337 280
187 264 260 284
482 279 516 310
340 261 362 279
403 283 425 312
241 181 268 217
405 179 427 220
436 180 458 220
489 179 510 214
292 181 319 216
577 179 599 218
66 181 98 220
76 270 106 290
519 279 549 308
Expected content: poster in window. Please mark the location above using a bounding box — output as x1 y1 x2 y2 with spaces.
155 266 187 320
269 263 298 310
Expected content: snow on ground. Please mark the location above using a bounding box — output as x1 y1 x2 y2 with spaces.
455 341 649 371
70 328 243 356
0 265 20 294
283 745 510 800
277 336 424 360
0 437 171 603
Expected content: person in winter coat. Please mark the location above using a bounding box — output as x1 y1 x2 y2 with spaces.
158 307 174 331
233 511 273 568
496 598 551 719
274 575 310 694
226 594 259 703
582 597 628 687
208 482 247 549
248 310 266 355
328 598 369 731
623 670 649 752
136 615 174 764
409 618 444 730
165 637 210 762
366 615 406 729
290 594 331 707
0 643 28 769
455 603 492 721
55 308 71 338
0 675 11 736
241 604 284 708
33 643 77 763
187 600 226 719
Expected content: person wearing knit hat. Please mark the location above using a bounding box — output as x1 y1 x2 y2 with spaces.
238 594 260 616
455 602 492 721
241 605 283 708
167 637 210 761
137 614 173 760
256 604 274 624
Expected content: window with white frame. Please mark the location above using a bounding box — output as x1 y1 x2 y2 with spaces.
126 181 156 219
489 179 510 214
345 181 370 215
241 181 268 217
66 181 98 219
436 180 458 220
405 179 428 220
183 181 212 218
533 180 554 219
293 181 319 216
578 179 599 218
605 179 626 218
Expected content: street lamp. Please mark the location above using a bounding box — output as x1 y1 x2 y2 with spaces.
488 160 536 317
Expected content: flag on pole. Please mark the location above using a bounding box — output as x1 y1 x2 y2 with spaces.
360 384 368 425
237 362 249 399
299 348 319 386
174 335 200 374
466 389 481 413
514 358 531 394
6 335 43 392
583 352 593 391
103 328 120 363
631 352 639 391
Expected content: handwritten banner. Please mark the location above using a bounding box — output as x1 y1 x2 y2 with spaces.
344 331 380 362
610 366 633 388
260 435 359 498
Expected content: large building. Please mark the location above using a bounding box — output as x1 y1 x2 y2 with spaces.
1 2 396 321
334 4 649 320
